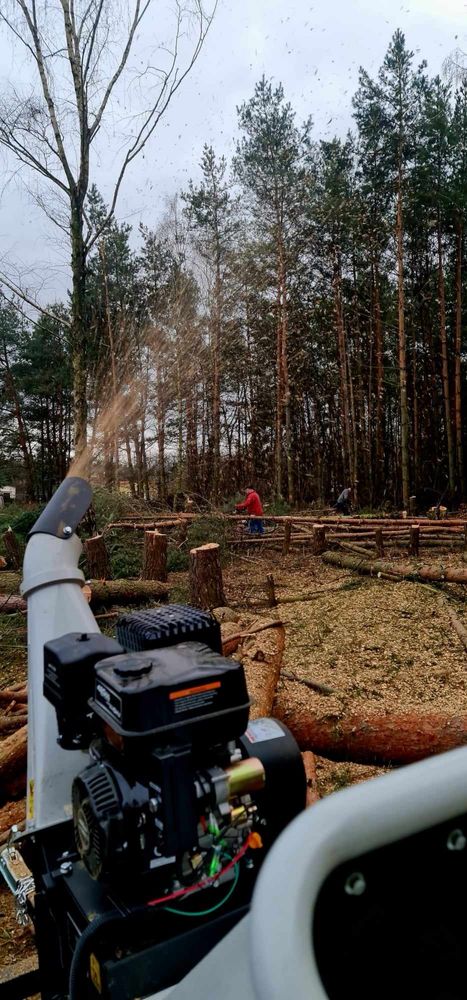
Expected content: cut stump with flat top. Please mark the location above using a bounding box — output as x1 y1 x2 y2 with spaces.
312 524 326 555
189 542 226 609
84 534 112 580
142 530 168 582
2 528 23 571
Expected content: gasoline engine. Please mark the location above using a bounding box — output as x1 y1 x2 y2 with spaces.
0 477 305 1000
43 606 304 888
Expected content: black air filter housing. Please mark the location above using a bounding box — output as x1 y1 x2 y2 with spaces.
91 641 249 744
117 604 222 654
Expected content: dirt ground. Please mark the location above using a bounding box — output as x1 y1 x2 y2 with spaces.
2 545 467 986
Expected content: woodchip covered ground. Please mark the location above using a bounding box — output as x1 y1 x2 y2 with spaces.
2 544 467 982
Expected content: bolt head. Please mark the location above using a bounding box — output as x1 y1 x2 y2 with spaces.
63 525 72 537
344 871 366 896
447 828 467 852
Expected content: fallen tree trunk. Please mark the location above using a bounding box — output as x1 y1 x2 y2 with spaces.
322 549 467 585
1 578 170 610
240 622 285 719
0 725 27 784
88 579 169 605
275 685 467 765
302 751 320 806
222 619 283 657
0 689 27 705
0 714 28 734
0 595 27 614
106 518 192 531
0 798 26 844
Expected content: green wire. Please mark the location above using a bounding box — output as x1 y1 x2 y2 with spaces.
164 864 240 918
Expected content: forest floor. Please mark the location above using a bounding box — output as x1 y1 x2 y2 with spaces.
2 543 467 986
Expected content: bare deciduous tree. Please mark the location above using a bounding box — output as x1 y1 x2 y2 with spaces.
0 0 216 457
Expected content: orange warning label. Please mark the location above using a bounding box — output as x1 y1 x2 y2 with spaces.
169 681 221 700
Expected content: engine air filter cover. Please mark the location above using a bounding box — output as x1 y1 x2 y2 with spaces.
91 641 249 744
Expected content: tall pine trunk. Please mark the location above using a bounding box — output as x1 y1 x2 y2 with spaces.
278 241 294 503
373 260 384 498
455 219 464 495
211 258 222 500
437 221 455 493
333 246 353 484
396 185 410 508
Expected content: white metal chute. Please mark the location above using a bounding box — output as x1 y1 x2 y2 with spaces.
22 494 100 833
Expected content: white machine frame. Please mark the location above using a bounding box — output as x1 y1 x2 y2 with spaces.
150 744 467 998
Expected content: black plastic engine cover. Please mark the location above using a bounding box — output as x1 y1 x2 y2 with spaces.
90 641 250 743
43 631 124 748
117 605 222 654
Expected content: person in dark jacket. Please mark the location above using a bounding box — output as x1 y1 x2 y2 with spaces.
335 487 352 515
235 488 264 535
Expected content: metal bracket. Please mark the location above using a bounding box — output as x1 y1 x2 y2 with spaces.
0 838 35 926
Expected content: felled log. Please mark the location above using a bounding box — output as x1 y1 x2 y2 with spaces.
0 798 26 844
2 528 23 570
222 619 283 657
0 577 169 609
0 714 28 734
88 579 169 605
189 543 226 609
84 534 112 579
0 594 27 614
0 725 27 784
106 519 189 531
302 751 320 807
241 622 285 719
0 689 27 705
142 530 168 582
322 549 467 585
275 684 467 765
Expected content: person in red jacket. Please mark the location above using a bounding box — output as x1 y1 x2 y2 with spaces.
235 488 264 535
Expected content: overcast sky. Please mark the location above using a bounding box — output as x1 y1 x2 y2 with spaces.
0 0 466 306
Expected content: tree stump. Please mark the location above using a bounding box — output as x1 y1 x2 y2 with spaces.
283 519 292 555
142 530 168 582
189 543 226 609
265 573 278 608
84 534 112 579
374 527 385 558
312 524 326 555
2 528 23 570
409 524 420 557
